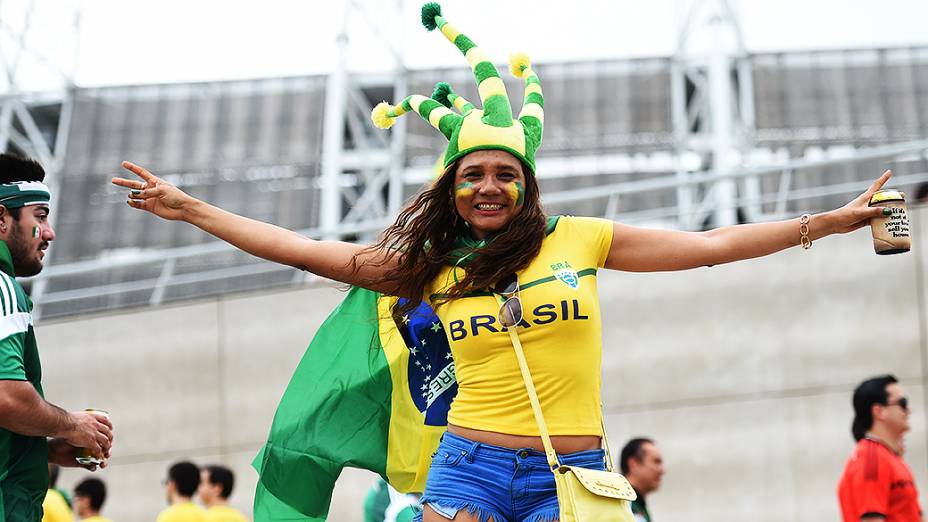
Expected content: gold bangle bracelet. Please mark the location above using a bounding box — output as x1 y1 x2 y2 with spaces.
799 214 812 250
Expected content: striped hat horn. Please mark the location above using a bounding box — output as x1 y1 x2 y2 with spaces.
371 2 545 173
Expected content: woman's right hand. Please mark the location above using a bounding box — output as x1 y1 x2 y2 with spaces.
112 161 196 221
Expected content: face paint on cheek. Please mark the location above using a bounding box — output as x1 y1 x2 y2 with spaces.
506 181 525 207
31 227 39 239
454 182 475 200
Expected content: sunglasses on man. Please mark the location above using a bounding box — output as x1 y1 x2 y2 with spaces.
884 397 909 411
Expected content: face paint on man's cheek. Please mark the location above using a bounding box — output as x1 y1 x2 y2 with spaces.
454 182 476 200
31 227 39 239
506 181 525 207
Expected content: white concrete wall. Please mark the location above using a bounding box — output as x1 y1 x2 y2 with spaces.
39 207 928 521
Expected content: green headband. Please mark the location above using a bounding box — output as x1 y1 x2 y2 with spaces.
371 2 544 172
0 181 50 209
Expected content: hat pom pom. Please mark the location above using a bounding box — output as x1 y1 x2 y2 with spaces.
509 52 531 78
371 102 396 129
431 82 454 108
421 3 442 31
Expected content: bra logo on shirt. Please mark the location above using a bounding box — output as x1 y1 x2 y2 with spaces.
447 299 589 341
550 261 579 290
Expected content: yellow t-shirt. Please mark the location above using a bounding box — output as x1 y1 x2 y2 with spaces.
156 502 207 522
426 216 614 436
42 489 72 522
205 505 248 522
82 516 114 522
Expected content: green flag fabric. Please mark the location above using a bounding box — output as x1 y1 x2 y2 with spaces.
253 287 455 521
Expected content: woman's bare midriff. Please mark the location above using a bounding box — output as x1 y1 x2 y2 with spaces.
448 424 601 454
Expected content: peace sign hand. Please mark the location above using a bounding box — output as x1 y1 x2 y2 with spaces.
111 161 195 221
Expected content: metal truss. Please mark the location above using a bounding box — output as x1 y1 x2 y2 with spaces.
546 139 928 223
0 0 82 315
17 0 928 319
27 138 928 319
0 0 80 177
319 0 407 244
672 0 756 230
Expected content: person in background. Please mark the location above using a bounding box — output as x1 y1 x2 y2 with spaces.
157 461 205 522
913 182 928 204
620 438 665 522
197 465 247 522
41 464 72 522
838 375 921 522
0 153 113 522
363 478 419 522
72 478 110 522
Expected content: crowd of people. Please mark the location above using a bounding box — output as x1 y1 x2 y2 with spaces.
42 465 108 522
39 461 246 522
360 375 922 522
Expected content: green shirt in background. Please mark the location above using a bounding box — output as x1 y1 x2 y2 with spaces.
630 489 651 522
0 240 48 522
363 480 391 522
363 479 418 522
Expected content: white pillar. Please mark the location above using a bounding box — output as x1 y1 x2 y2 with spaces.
320 0 352 240
388 0 407 214
671 60 694 230
708 39 738 227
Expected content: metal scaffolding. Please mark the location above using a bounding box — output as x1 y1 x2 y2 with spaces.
2 0 926 319
0 0 82 316
320 0 407 242
671 0 756 230
0 0 80 191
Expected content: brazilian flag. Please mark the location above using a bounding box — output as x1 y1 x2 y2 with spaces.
252 287 456 520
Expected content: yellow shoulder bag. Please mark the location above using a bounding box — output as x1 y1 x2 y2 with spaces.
507 327 637 522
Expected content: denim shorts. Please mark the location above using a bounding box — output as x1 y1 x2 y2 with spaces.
413 431 607 522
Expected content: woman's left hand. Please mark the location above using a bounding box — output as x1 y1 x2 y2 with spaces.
828 170 895 234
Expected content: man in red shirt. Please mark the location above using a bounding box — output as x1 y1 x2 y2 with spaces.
838 374 922 522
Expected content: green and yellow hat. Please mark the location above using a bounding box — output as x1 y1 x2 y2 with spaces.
371 2 544 173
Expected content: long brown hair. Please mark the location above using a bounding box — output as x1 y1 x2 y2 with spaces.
354 158 547 316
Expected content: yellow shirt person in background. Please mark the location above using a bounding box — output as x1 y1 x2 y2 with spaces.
43 464 73 522
157 502 205 522
157 462 206 522
73 477 112 522
42 489 72 522
198 465 248 522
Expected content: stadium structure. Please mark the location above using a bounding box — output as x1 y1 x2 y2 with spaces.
0 1 924 319
2 1 928 520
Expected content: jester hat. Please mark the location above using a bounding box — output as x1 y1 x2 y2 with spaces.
371 2 545 173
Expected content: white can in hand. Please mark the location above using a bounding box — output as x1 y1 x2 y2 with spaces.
75 409 109 466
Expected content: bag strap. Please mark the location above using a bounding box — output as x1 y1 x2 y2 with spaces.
507 328 562 470
600 412 615 472
507 327 616 473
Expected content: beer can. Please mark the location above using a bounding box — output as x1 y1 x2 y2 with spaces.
869 189 911 255
75 409 109 466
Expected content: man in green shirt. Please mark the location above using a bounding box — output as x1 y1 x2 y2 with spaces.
620 438 665 522
0 154 114 521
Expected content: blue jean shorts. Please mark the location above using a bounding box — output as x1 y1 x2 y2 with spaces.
413 431 607 522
